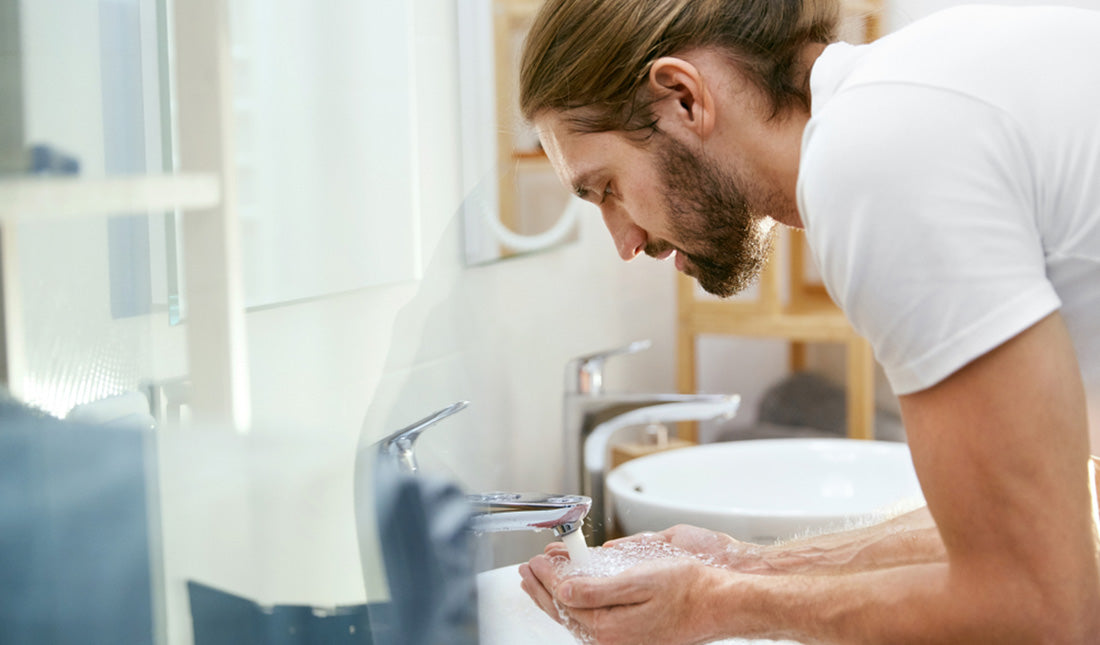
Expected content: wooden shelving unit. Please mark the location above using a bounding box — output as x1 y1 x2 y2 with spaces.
677 231 876 441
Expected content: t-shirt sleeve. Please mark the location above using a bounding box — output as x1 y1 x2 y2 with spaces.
798 83 1060 395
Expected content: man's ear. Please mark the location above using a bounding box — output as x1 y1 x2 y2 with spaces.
648 56 715 139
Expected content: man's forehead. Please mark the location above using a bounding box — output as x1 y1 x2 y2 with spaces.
534 114 588 194
535 112 623 196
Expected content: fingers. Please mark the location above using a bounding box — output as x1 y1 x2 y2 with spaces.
544 541 569 558
528 550 567 585
558 576 648 609
518 561 562 623
555 566 661 609
601 531 664 549
527 552 653 609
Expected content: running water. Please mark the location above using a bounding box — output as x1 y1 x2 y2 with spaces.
556 533 715 578
561 529 591 569
550 535 720 644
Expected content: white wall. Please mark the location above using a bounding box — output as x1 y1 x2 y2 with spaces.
885 0 1099 31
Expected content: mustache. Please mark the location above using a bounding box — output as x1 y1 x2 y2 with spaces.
644 238 732 272
643 240 676 258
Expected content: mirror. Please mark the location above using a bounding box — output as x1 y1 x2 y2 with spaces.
5 0 175 325
457 0 581 266
164 0 423 313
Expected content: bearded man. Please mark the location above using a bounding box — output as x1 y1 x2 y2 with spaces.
516 1 1100 642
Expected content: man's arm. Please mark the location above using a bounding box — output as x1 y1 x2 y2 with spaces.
745 505 945 575
525 313 1100 644
586 506 945 577
750 454 1097 577
741 312 1100 642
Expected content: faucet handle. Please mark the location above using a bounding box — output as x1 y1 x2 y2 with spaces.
378 401 469 473
566 339 652 395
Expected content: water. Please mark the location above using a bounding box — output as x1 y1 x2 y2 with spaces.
555 533 714 578
561 529 591 569
549 536 719 644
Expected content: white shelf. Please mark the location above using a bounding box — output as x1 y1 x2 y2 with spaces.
0 174 221 222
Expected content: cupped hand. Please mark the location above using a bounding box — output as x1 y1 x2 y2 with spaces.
519 549 729 645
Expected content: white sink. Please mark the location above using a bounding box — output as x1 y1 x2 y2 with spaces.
477 563 800 645
607 438 924 544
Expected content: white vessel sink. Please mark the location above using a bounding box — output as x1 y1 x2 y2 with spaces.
477 563 800 645
607 438 924 544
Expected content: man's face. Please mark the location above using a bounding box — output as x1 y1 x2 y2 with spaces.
537 112 777 298
650 132 776 297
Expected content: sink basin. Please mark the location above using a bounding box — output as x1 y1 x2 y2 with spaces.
477 563 800 644
607 438 924 544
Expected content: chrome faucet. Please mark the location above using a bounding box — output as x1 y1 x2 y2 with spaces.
466 492 591 538
378 400 470 473
377 401 592 539
563 341 741 545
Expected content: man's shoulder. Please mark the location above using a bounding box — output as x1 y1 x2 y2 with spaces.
820 4 1100 113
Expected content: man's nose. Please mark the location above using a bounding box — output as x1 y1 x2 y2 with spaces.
601 207 646 260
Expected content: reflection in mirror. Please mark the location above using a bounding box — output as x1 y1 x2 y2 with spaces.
7 0 177 327
458 0 580 266
228 0 420 307
163 0 422 314
2 0 190 414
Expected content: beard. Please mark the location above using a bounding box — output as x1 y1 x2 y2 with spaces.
645 135 777 298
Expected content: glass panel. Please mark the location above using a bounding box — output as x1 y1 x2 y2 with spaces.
225 0 420 308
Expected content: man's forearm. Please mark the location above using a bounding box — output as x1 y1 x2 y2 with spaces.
729 506 946 576
719 560 1052 644
732 455 1097 577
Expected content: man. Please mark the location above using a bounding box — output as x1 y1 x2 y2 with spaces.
516 1 1100 642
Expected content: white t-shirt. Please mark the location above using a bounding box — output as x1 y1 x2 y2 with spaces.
797 4 1100 427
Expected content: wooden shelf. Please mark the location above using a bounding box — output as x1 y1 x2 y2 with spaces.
677 233 877 442
513 151 552 170
512 149 546 160
684 297 855 343
0 173 220 222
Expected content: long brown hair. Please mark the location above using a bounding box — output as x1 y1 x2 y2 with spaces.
520 0 839 134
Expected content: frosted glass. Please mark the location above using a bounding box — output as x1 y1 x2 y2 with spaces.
230 0 420 306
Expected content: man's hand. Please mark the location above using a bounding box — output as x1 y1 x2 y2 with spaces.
519 549 731 645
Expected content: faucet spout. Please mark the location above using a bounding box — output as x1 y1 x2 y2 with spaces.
561 339 745 545
467 493 591 537
376 403 592 541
